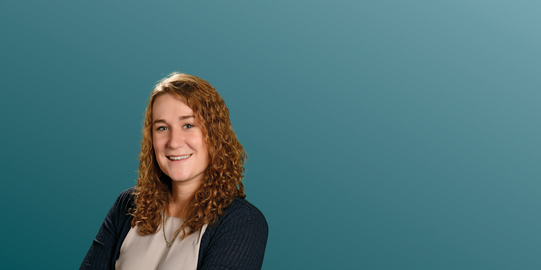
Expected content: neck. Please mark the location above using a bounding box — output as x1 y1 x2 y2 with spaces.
167 179 201 218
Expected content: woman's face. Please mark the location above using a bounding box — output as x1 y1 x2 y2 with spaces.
152 93 209 185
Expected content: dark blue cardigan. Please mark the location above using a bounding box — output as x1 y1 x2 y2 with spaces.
80 187 268 270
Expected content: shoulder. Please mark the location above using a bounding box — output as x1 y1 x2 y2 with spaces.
117 186 136 201
111 186 136 216
210 197 268 235
225 198 267 222
198 198 269 268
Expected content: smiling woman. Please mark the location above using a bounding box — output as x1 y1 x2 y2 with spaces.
152 94 209 192
80 73 268 270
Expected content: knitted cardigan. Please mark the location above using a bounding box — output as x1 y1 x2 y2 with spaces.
80 187 268 270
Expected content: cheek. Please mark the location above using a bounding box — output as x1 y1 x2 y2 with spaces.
199 144 208 160
153 136 164 154
189 131 205 149
199 136 209 155
192 134 209 160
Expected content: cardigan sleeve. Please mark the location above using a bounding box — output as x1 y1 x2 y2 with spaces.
80 188 134 270
198 199 269 270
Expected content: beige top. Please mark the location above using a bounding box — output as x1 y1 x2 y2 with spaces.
115 214 207 270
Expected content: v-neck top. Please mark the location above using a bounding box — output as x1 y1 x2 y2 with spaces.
115 214 207 270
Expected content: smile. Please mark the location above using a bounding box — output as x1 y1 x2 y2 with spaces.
167 154 192 161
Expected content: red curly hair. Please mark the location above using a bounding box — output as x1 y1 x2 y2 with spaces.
131 72 246 237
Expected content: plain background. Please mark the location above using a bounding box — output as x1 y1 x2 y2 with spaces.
1 1 540 269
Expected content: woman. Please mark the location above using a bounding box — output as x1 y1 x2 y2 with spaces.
81 73 268 270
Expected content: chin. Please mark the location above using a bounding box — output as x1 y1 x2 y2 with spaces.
168 172 197 182
168 174 190 182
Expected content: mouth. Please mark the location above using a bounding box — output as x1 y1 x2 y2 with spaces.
167 154 192 161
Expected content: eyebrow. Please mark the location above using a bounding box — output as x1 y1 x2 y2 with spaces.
153 115 195 125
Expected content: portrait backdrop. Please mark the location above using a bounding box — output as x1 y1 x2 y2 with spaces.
1 1 540 269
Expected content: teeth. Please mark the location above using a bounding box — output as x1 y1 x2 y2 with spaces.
168 154 191 161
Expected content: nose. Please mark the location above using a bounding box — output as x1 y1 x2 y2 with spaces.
167 128 185 149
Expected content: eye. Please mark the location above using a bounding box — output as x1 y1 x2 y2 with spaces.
156 126 168 131
184 124 194 129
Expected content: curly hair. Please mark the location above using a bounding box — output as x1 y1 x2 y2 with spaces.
131 72 246 238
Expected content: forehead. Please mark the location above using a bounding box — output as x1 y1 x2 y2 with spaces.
152 93 194 120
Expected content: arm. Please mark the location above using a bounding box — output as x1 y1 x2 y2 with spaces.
80 189 133 270
199 200 269 270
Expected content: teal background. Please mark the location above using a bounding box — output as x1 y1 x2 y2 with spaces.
1 1 540 269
